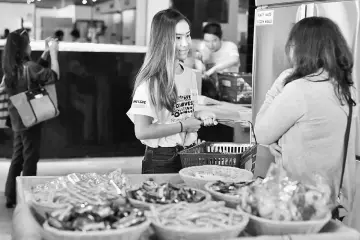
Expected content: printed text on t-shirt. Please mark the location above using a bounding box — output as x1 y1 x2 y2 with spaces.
172 94 194 119
133 100 146 104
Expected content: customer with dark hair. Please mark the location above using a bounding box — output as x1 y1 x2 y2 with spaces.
54 29 64 41
2 29 59 208
255 17 359 228
70 28 80 42
194 22 240 77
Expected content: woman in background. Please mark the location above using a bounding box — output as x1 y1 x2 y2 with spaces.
127 9 216 174
255 17 359 229
3 29 59 208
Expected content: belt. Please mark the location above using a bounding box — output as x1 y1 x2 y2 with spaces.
147 143 196 152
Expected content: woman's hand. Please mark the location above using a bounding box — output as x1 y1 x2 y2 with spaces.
45 37 58 52
49 39 59 54
182 117 202 132
195 111 217 126
195 51 202 61
196 138 205 144
203 67 216 79
268 142 282 159
44 37 51 52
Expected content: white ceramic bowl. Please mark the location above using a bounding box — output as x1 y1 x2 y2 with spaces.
236 207 331 236
151 212 249 240
204 181 246 208
179 165 253 190
43 219 151 240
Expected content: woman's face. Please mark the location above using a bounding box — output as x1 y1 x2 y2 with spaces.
175 20 191 61
288 44 295 66
204 33 221 52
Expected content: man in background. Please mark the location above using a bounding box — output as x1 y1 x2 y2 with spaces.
54 30 64 41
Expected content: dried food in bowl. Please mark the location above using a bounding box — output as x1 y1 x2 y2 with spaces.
208 179 261 196
127 180 208 205
204 179 262 208
45 202 147 232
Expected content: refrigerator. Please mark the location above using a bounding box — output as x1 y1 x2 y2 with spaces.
252 0 360 177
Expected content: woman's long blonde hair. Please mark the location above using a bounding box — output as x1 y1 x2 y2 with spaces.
133 9 190 112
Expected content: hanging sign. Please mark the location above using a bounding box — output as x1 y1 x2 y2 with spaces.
255 10 274 26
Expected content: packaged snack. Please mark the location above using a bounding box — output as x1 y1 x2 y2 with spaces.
237 163 334 221
31 169 130 208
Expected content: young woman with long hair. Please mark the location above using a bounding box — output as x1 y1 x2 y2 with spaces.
2 29 59 208
127 9 216 174
255 17 359 227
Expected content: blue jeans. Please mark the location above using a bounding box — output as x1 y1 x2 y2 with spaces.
5 124 42 203
142 146 185 174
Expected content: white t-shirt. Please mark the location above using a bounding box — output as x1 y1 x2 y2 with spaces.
198 41 240 73
127 65 199 148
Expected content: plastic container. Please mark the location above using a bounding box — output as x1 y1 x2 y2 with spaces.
218 72 252 104
179 142 256 172
179 121 257 173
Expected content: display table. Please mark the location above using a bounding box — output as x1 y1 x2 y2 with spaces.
197 101 252 127
13 175 360 240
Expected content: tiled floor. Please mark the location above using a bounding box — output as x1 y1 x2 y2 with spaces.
0 156 143 239
0 194 13 240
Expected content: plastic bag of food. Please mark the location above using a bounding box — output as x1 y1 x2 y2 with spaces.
31 168 131 206
240 163 335 221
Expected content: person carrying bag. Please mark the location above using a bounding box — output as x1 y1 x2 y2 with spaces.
3 30 59 208
9 65 59 128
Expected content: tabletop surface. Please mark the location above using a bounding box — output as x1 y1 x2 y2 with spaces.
12 174 360 240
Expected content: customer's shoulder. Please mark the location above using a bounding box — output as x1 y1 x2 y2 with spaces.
24 60 37 66
282 79 309 98
24 60 41 70
222 41 237 49
283 80 302 92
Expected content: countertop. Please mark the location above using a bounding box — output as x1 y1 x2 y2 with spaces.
197 100 252 129
0 40 148 53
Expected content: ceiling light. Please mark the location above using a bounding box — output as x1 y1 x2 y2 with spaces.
82 0 87 4
92 0 97 2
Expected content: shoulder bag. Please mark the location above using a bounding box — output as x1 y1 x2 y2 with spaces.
0 75 9 128
332 97 353 221
9 65 59 128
